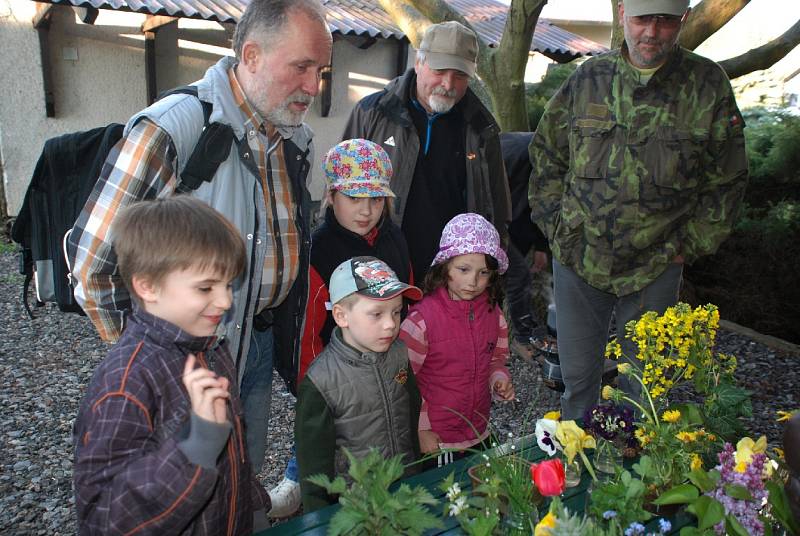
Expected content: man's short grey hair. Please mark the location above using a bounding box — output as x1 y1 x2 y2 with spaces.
416 50 427 64
232 0 328 59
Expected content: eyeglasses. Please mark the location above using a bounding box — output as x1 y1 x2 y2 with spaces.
630 14 683 29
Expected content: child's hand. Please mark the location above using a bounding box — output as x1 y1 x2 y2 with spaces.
419 430 442 454
493 379 515 401
182 354 230 425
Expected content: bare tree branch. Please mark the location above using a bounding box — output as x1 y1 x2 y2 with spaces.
719 18 800 79
376 0 431 47
680 0 750 50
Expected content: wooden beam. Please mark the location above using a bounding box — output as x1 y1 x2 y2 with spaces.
73 6 99 25
142 15 177 33
33 4 56 117
145 31 157 104
32 2 53 29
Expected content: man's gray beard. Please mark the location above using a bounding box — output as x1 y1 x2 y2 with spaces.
428 95 455 113
265 97 313 128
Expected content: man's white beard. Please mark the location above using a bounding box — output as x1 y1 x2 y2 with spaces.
265 92 314 127
428 88 458 113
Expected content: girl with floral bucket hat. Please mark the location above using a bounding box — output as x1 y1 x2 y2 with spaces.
274 139 414 517
399 213 515 468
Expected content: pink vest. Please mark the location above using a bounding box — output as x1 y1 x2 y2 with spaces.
410 287 500 444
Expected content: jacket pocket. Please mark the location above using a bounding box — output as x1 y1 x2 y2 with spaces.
569 120 616 179
646 127 705 190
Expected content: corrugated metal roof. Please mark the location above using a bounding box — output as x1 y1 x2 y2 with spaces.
39 0 607 58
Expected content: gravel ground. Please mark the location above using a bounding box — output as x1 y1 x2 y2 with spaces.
0 247 797 534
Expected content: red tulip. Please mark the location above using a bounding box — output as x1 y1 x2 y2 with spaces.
530 458 566 496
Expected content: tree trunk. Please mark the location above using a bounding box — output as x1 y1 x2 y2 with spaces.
719 18 800 79
610 0 623 49
484 0 546 131
679 0 750 50
378 0 545 132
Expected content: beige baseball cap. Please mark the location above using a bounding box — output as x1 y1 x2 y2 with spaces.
418 21 478 77
623 0 690 16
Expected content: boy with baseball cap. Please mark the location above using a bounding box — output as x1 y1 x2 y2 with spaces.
295 256 423 512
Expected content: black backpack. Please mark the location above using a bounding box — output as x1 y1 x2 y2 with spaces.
10 86 233 318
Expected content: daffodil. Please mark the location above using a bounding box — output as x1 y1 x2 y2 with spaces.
534 512 556 536
661 409 681 423
734 436 767 472
617 362 632 374
556 421 595 464
602 385 615 400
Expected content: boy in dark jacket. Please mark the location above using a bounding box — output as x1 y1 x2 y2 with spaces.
296 256 423 512
73 197 270 535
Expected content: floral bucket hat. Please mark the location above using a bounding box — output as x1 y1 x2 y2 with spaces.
431 213 509 274
322 138 395 198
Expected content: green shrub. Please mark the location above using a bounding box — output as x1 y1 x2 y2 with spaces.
526 63 578 130
742 107 800 207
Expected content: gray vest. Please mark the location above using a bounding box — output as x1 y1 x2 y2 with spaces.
124 56 313 380
306 328 416 476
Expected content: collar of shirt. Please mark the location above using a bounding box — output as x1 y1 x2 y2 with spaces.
227 66 295 142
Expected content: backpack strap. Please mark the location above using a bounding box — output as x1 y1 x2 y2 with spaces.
158 86 234 194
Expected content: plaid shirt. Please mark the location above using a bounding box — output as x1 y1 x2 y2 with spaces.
70 67 300 341
227 69 299 312
73 308 267 535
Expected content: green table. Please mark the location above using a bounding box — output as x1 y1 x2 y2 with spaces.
259 435 694 535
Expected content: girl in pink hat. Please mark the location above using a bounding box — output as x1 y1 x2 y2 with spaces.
399 213 515 466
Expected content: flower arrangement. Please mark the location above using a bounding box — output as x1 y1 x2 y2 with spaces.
535 414 597 483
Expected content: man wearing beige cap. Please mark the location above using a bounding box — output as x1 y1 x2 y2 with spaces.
529 0 748 419
342 21 510 283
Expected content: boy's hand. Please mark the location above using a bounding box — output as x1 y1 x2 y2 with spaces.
493 379 515 401
183 354 230 425
419 430 442 454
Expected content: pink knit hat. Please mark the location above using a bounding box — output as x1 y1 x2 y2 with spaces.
431 213 508 274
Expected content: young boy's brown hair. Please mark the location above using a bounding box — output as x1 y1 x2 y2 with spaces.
113 195 246 300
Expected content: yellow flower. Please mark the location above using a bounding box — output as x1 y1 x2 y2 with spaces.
535 512 557 536
543 411 561 421
601 385 615 400
774 448 785 461
617 362 632 374
555 420 596 464
734 436 767 472
690 454 703 471
777 410 798 422
675 431 697 443
661 410 681 423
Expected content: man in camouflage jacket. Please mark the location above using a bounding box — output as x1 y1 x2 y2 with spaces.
529 0 748 418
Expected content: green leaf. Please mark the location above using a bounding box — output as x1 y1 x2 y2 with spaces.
653 483 699 505
685 496 725 530
633 455 656 478
688 468 718 493
724 483 754 501
673 403 705 425
725 513 751 536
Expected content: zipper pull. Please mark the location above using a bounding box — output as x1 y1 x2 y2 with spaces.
469 304 474 322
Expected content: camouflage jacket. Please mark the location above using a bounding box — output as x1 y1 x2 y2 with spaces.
529 45 748 295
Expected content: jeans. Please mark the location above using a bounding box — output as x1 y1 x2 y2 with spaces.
505 241 539 338
285 450 298 482
553 259 683 420
240 326 274 475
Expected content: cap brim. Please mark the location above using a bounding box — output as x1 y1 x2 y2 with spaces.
358 282 423 302
624 0 688 16
424 52 476 77
337 185 396 198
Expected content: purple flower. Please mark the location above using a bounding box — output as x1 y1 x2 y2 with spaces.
624 522 645 535
706 443 768 535
584 402 635 442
